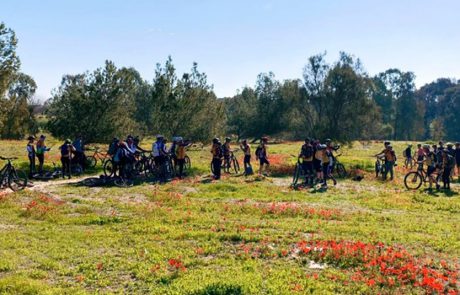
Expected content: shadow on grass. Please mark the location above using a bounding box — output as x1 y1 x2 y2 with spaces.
423 188 458 198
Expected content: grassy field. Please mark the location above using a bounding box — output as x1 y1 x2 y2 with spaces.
0 139 458 294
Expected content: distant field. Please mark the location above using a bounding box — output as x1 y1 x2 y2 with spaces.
0 139 458 294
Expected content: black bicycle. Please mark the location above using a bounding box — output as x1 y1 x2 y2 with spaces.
404 162 442 190
0 156 28 191
332 154 347 178
375 156 387 179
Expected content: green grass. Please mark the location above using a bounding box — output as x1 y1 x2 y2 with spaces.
0 139 458 294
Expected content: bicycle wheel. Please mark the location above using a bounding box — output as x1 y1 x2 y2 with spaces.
375 162 380 178
86 156 97 168
184 156 191 170
335 163 347 178
8 169 27 191
114 177 133 188
103 160 116 177
292 163 301 186
404 171 423 190
232 158 240 174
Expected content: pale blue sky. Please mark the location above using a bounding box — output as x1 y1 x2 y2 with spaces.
1 0 459 101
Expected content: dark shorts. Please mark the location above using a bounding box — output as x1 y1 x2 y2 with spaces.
302 161 313 175
313 159 322 172
456 159 460 166
244 155 251 164
259 157 269 165
427 166 435 176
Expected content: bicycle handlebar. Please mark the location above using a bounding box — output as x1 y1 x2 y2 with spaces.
0 156 18 161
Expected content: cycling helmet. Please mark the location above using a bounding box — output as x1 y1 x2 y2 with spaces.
261 136 268 142
305 137 311 143
423 144 430 149
446 142 454 147
225 137 231 142
127 135 133 140
213 138 219 144
40 135 46 140
242 139 247 144
325 138 332 143
65 139 71 144
27 135 35 140
384 141 390 146
156 134 164 140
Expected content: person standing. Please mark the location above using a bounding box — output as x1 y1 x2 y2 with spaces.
26 136 36 177
257 137 270 176
211 138 223 180
240 139 252 175
441 149 454 190
152 135 167 182
376 144 396 180
60 139 75 179
36 135 50 175
175 138 187 179
299 138 314 185
72 135 85 170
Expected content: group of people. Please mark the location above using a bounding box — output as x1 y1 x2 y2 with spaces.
403 141 460 190
211 137 269 180
26 135 86 178
298 138 339 188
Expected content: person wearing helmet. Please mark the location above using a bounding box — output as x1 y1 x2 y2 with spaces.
60 139 75 179
152 135 168 182
322 143 337 188
257 137 270 176
72 134 86 170
441 148 455 190
36 135 51 175
299 138 314 185
422 145 437 190
211 138 223 180
26 136 36 177
240 139 252 175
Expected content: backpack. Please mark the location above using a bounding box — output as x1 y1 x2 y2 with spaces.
108 142 117 156
255 146 262 158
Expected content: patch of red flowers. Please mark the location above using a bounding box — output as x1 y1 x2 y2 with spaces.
168 258 186 272
294 240 459 294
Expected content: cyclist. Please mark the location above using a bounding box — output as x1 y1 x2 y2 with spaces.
59 139 75 179
36 135 51 175
299 138 314 185
175 137 188 179
240 139 252 174
72 134 86 170
26 136 36 177
211 138 223 180
441 149 455 190
107 137 120 176
404 144 413 167
422 144 437 190
170 137 179 167
256 137 270 176
152 135 168 182
222 137 231 172
134 136 149 153
455 142 460 179
321 143 336 187
314 141 324 183
376 144 396 180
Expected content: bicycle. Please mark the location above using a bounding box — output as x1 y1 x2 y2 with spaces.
375 156 387 179
211 149 240 174
85 146 110 168
404 162 441 190
332 153 347 178
0 156 28 191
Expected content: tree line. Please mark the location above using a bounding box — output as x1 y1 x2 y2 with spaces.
1 22 459 143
